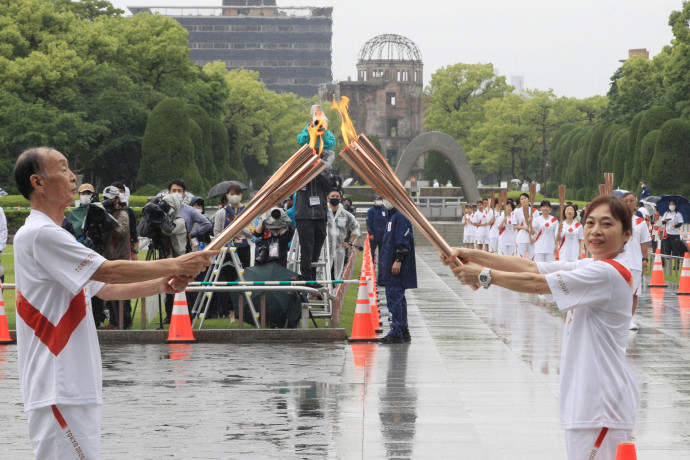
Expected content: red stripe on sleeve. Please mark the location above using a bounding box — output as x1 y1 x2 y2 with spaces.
603 260 633 288
51 405 68 429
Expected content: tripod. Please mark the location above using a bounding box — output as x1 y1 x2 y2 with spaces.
144 240 167 330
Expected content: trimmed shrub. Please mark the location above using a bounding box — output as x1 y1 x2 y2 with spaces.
611 130 630 189
639 130 659 185
649 118 690 196
136 98 203 192
634 106 676 181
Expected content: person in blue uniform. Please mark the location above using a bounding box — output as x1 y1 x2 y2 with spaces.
366 195 388 263
377 199 417 344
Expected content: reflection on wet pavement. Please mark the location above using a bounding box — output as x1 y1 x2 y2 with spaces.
1 246 689 459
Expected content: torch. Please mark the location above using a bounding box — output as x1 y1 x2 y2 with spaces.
558 185 566 221
206 145 326 251
604 173 614 196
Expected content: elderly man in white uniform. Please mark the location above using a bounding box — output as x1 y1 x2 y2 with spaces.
13 147 217 460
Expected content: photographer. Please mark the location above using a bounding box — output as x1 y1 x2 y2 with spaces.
253 207 295 267
101 186 133 330
111 182 139 260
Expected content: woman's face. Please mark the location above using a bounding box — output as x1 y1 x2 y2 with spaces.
519 195 529 207
565 206 575 219
584 204 630 260
504 203 512 214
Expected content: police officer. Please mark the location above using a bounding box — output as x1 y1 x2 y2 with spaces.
377 199 417 344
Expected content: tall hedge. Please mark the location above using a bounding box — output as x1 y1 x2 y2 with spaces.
185 104 215 185
611 130 630 189
586 125 605 192
639 130 660 184
633 106 676 181
136 98 203 192
649 118 690 196
210 118 246 182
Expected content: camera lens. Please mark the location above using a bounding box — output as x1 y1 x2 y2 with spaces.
271 209 281 219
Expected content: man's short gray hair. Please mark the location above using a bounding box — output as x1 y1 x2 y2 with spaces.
14 147 52 200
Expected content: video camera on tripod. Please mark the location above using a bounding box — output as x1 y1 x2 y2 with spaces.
137 196 177 257
82 196 119 254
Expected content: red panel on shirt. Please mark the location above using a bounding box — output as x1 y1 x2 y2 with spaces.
16 290 88 357
603 259 633 289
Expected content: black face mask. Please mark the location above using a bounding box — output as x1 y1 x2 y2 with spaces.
329 198 340 206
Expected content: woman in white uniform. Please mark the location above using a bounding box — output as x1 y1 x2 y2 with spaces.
497 201 517 256
513 193 533 258
557 204 584 262
462 206 475 248
442 195 639 460
487 198 501 253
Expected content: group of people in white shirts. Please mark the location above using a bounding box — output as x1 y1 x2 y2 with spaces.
462 192 585 263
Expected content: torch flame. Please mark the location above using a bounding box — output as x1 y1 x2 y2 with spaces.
331 96 357 146
307 111 328 156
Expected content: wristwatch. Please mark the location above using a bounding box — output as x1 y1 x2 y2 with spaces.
478 268 492 289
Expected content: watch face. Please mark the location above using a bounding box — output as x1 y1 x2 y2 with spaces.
479 275 488 283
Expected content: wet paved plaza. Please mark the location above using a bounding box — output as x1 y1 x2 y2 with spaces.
1 246 690 459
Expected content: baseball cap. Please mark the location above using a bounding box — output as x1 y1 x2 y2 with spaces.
102 186 120 200
78 183 95 194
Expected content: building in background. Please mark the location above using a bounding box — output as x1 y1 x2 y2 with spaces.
511 75 524 94
619 48 650 63
320 34 425 176
128 1 332 98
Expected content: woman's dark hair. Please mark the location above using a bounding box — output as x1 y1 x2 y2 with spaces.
493 198 499 207
584 195 632 234
14 147 51 199
226 184 242 195
563 203 577 217
505 201 515 211
540 199 551 208
519 193 529 200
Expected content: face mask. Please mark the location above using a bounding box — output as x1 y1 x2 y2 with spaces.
382 199 394 210
79 195 91 205
329 198 340 206
374 200 383 207
173 192 183 199
670 205 676 212
227 194 241 205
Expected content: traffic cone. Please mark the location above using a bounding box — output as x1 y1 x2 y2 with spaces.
366 264 383 333
165 291 197 344
676 253 690 295
0 288 14 345
648 248 667 287
348 280 378 342
615 442 637 460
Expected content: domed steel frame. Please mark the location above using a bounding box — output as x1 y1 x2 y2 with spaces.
358 34 422 62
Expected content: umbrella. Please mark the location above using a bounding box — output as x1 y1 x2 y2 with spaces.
230 262 303 328
342 178 354 187
207 180 248 200
0 187 8 197
656 195 690 223
510 179 521 184
612 188 630 198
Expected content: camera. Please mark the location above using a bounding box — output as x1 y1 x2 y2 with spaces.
255 246 269 265
270 208 282 220
83 202 119 253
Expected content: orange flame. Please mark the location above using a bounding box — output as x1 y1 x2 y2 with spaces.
307 114 328 156
331 96 357 146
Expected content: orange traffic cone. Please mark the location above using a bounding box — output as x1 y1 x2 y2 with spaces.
648 248 667 287
165 291 197 344
366 265 382 333
615 442 637 460
0 287 14 345
676 253 690 295
348 280 378 342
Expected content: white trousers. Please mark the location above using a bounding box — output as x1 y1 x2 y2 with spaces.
516 242 530 258
564 428 630 460
26 403 101 460
488 237 498 253
534 253 556 262
499 245 515 256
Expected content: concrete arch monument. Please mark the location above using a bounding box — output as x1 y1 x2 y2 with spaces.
395 131 480 203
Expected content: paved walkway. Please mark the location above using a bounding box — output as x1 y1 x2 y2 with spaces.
1 247 689 459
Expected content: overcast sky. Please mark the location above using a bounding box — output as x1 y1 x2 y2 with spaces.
110 0 682 99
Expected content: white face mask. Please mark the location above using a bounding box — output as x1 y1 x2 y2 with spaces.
669 205 676 212
374 200 383 207
173 192 183 199
227 194 242 205
79 195 91 205
382 199 394 211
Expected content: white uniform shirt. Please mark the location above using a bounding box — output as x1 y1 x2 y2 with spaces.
532 214 558 254
14 210 106 411
559 221 584 262
0 207 7 252
538 255 639 430
462 212 475 240
487 209 500 239
473 210 488 238
498 213 517 246
662 211 683 236
621 216 652 272
327 205 360 278
514 207 536 244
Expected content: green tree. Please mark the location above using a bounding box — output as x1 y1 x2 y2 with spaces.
606 55 665 123
639 129 660 185
611 130 630 190
424 63 511 151
632 106 676 182
423 151 459 185
136 98 203 192
649 118 690 195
